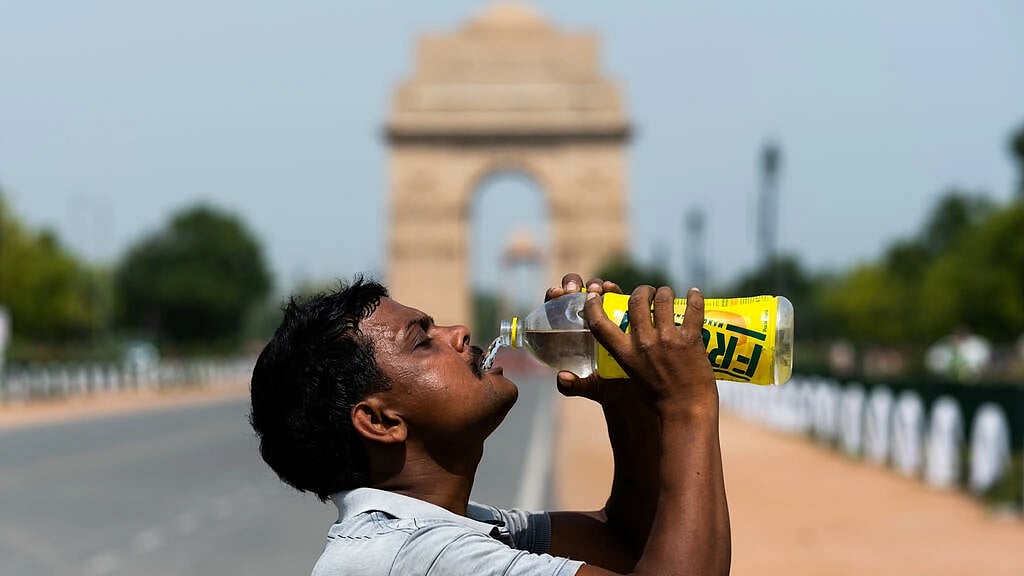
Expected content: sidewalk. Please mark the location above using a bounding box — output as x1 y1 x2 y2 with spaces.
0 379 249 431
553 396 1024 576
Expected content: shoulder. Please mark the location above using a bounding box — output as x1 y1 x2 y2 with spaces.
468 501 553 554
312 511 415 576
313 510 582 576
311 511 494 576
392 522 582 576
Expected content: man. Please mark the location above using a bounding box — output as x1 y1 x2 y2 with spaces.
250 273 730 575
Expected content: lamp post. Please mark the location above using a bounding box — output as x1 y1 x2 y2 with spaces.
758 141 782 291
684 207 707 289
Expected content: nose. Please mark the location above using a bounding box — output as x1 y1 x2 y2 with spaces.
446 324 471 352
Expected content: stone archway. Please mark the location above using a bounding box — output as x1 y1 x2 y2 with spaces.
385 3 630 325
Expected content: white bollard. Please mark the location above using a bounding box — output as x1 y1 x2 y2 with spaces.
968 403 1011 495
863 386 894 464
891 391 926 476
924 396 964 489
838 384 866 457
812 378 841 444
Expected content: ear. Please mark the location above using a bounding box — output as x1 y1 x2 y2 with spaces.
351 396 407 444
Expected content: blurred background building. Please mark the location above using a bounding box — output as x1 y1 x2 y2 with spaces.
385 2 630 326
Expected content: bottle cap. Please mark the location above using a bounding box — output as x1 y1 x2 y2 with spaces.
499 317 520 348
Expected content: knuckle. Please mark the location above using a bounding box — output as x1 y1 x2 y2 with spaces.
628 291 644 305
679 326 705 347
634 333 659 355
658 326 678 342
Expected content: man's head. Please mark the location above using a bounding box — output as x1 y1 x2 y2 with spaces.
250 277 516 500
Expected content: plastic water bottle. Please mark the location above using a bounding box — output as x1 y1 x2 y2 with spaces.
498 292 794 385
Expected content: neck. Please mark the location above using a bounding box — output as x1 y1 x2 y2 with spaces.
368 443 481 516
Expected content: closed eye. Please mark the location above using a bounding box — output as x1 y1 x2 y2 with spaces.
405 314 435 351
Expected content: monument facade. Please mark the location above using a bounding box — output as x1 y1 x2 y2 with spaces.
386 3 631 325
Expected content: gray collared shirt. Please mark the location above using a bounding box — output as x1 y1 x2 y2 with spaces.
311 488 584 576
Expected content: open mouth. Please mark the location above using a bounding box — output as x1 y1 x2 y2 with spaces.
469 346 485 378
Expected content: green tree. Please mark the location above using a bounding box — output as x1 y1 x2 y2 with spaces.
115 204 272 348
818 189 1002 346
819 263 911 345
730 254 833 341
731 255 813 299
472 290 501 342
595 253 671 294
919 191 994 254
922 203 1024 341
1011 122 1024 201
0 190 99 342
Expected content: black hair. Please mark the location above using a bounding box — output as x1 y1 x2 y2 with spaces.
249 276 390 500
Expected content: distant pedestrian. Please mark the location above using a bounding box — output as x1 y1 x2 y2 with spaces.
925 326 991 382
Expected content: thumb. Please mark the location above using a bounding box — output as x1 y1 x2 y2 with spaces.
555 371 583 397
556 371 605 400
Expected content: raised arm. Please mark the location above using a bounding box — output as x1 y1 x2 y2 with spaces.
554 283 731 576
546 277 659 572
548 387 659 572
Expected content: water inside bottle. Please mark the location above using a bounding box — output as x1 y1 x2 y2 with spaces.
481 336 503 371
522 329 596 378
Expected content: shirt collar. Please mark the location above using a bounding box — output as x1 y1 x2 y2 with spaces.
332 488 503 537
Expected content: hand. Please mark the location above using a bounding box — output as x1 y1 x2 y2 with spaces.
583 285 718 413
546 273 629 404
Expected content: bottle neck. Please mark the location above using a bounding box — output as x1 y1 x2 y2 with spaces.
499 317 522 348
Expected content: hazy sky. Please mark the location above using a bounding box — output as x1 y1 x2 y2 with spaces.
1 1 1022 295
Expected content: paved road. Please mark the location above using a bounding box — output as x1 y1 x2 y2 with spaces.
0 373 554 576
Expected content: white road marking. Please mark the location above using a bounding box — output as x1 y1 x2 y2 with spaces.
515 385 556 511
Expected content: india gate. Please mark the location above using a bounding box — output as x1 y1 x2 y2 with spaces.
385 3 631 325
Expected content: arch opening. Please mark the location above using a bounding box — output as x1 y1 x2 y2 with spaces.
469 171 550 339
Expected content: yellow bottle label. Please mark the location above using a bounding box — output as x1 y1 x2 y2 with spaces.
596 293 780 385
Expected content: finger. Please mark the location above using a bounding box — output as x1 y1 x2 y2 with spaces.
680 287 706 342
546 273 585 302
583 291 629 352
583 278 622 296
584 278 604 296
555 371 584 397
652 285 676 331
561 273 584 294
627 285 657 340
557 371 608 401
602 280 623 295
544 286 565 302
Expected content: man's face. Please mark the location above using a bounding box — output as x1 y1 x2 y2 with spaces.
360 297 518 445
